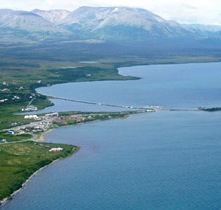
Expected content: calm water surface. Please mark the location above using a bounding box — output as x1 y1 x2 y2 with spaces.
36 62 221 112
2 63 221 210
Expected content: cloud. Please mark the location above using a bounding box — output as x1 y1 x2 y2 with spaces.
181 3 198 10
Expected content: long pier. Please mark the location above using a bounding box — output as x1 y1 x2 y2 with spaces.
47 95 201 112
47 95 158 111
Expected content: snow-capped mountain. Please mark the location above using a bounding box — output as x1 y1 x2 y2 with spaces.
32 9 70 24
0 6 220 42
0 9 65 33
61 6 191 40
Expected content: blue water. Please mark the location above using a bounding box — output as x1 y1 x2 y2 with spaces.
2 63 221 210
36 62 221 112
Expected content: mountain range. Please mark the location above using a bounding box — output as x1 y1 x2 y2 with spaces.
0 6 220 43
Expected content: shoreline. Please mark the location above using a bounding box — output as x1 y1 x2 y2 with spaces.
0 67 152 207
0 112 133 206
0 112 134 206
36 129 53 142
0 143 80 207
1 60 218 207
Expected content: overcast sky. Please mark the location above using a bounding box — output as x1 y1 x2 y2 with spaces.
1 0 221 25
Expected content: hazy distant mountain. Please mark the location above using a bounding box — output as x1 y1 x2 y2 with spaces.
0 9 66 32
0 6 220 43
32 9 70 24
0 9 71 42
182 24 221 33
61 6 192 41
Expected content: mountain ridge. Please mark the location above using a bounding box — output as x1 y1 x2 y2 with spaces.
32 9 70 24
0 6 220 42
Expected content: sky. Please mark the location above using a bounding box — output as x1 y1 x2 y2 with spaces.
1 0 221 25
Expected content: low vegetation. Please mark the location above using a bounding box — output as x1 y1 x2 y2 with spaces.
0 141 77 201
198 107 221 112
0 131 32 142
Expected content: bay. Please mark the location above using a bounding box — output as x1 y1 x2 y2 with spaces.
36 62 221 112
2 62 221 210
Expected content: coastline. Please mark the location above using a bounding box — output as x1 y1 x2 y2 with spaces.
0 142 80 207
0 62 157 207
1 61 220 208
0 161 54 206
0 111 139 206
0 111 135 207
36 129 53 142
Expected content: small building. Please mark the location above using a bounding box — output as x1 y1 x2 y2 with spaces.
7 130 14 135
49 147 63 152
12 96 20 100
22 105 38 112
24 115 39 120
1 139 7 143
0 99 8 103
45 112 59 119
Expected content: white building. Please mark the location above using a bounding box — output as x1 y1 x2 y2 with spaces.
49 147 63 152
24 115 39 120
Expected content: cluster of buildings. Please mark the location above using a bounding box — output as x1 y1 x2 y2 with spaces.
2 112 100 142
0 82 21 103
0 98 8 103
19 125 45 133
23 112 59 121
5 113 59 139
0 95 21 103
22 105 38 112
52 115 85 125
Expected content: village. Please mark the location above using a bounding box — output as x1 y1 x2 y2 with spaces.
2 112 83 142
1 111 130 144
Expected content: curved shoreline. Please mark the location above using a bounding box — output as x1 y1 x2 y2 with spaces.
0 111 137 206
0 145 80 207
36 129 53 142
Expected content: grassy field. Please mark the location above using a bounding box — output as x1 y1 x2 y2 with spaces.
0 131 32 142
0 141 77 201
